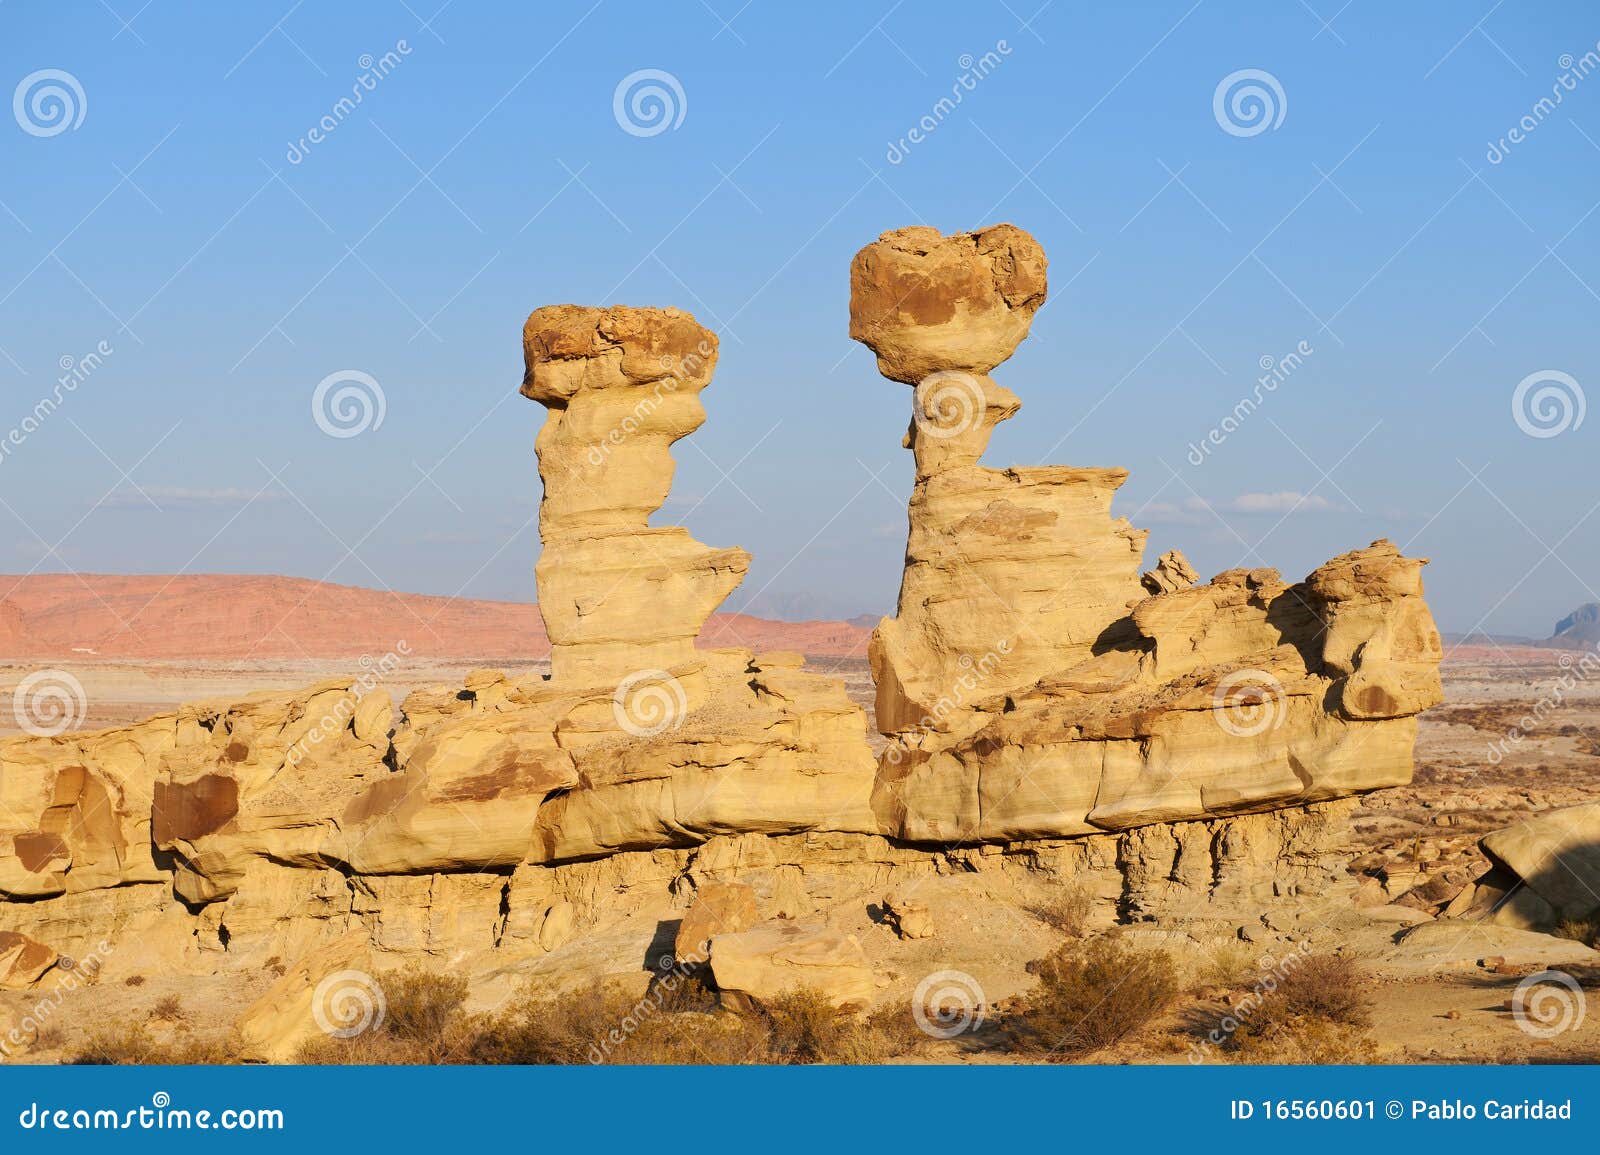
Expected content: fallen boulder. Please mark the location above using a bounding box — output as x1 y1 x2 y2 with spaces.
709 920 874 1011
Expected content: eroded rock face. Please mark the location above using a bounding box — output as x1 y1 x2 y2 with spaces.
855 223 1442 844
522 304 748 691
708 920 875 1011
0 225 1446 1058
1449 802 1600 930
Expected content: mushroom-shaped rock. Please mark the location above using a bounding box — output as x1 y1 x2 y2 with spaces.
849 224 1046 384
520 304 749 690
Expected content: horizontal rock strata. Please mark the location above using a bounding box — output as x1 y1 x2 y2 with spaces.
0 225 1444 1051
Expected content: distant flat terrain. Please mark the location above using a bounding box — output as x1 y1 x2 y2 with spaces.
0 573 871 662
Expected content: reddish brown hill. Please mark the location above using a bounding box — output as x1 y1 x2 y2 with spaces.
0 574 872 662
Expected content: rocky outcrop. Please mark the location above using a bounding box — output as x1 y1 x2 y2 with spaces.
708 920 875 1011
1446 802 1600 930
0 224 1446 1055
522 304 747 692
853 224 1442 845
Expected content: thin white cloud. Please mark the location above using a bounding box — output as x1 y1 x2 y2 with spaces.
1220 491 1342 515
1135 492 1342 524
104 486 288 509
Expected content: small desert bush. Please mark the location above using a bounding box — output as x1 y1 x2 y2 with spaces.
298 969 921 1066
473 981 915 1065
1271 953 1370 1028
69 1025 240 1065
1188 940 1261 989
1222 952 1375 1063
149 994 184 1022
1554 919 1599 948
1230 1016 1379 1063
32 1025 65 1050
383 966 469 1043
123 975 146 988
1008 936 1178 1060
1030 886 1095 937
760 988 917 1065
299 967 476 1064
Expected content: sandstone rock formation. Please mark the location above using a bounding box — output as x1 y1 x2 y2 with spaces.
675 881 760 965
852 224 1442 845
1447 801 1600 930
708 920 875 1011
0 224 1448 1059
521 305 746 693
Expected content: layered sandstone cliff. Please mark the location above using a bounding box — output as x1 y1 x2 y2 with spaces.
0 225 1444 1053
852 225 1442 845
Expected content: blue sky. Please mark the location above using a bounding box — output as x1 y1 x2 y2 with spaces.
2 0 1598 635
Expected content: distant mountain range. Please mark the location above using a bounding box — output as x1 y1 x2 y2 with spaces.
0 574 873 662
1440 603 1600 651
1539 602 1600 651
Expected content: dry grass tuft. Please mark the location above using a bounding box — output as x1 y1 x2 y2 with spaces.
1028 887 1095 937
1008 936 1178 1060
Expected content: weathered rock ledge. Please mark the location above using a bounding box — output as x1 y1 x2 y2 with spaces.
0 224 1446 1053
